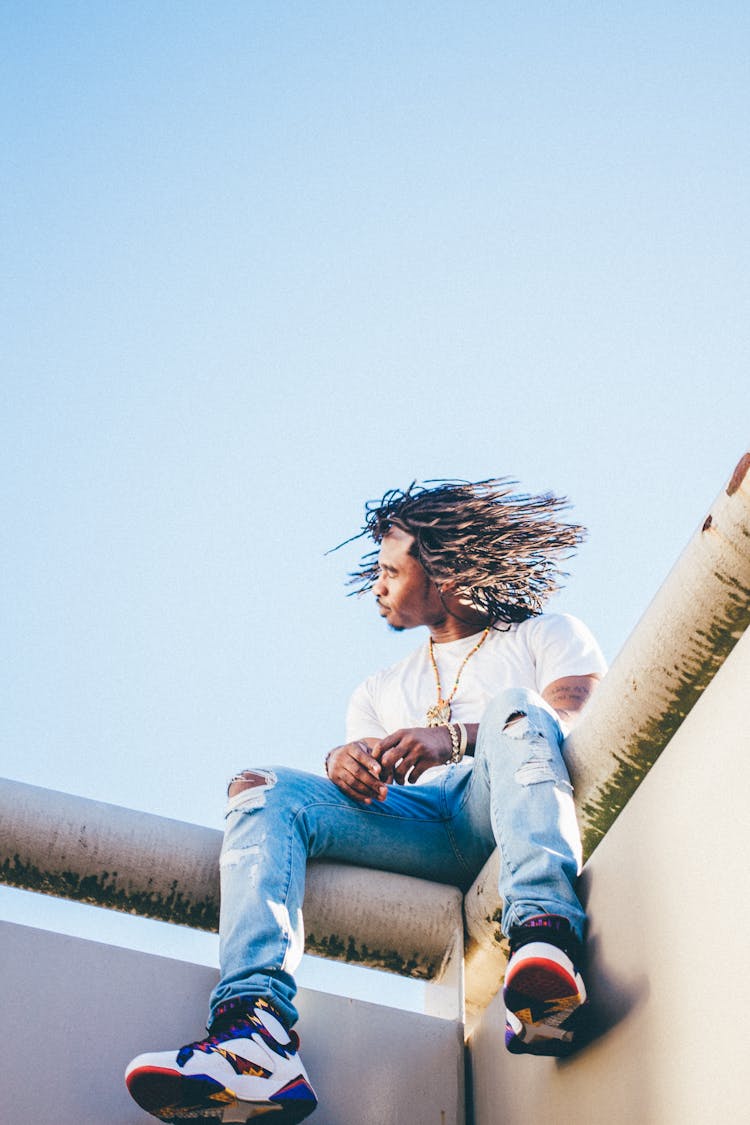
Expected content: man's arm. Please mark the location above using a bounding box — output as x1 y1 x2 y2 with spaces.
370 674 602 786
541 673 601 728
335 674 602 797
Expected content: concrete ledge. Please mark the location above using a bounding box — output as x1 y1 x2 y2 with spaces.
0 778 463 982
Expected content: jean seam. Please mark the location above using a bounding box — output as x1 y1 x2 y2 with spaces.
295 796 452 827
438 765 486 883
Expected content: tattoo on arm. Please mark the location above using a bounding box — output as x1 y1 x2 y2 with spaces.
548 684 590 706
543 676 600 717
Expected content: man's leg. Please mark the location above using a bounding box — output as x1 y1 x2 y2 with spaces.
213 764 473 1025
457 687 588 1055
469 687 584 936
126 764 472 1121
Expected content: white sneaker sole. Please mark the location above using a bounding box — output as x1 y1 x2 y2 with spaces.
126 1064 317 1122
503 941 587 1056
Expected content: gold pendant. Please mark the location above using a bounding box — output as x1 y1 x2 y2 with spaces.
426 700 451 726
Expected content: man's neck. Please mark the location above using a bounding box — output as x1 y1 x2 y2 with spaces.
428 613 492 644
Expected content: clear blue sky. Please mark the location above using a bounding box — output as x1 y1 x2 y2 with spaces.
2 1 748 992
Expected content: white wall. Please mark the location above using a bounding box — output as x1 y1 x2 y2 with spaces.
1 919 464 1125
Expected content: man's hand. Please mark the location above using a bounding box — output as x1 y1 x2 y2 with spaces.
374 726 453 785
326 740 388 804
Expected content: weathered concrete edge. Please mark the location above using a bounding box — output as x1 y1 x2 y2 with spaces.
0 776 463 982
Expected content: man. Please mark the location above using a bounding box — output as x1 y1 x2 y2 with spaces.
126 479 606 1123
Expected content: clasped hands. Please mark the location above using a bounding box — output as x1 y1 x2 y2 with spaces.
326 727 452 804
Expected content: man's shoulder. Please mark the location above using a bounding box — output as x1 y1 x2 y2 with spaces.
518 611 607 677
481 613 577 649
515 611 593 640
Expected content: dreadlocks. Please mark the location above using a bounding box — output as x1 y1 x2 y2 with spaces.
337 478 586 625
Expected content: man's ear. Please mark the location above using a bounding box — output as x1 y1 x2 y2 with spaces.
439 578 458 594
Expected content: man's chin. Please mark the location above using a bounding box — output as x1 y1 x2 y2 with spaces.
388 623 405 632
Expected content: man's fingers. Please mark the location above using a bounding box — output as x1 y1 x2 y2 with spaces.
379 739 410 782
328 741 391 801
378 761 394 784
330 769 370 801
376 730 404 752
393 750 418 785
350 758 383 787
407 758 430 783
380 741 406 771
340 768 387 803
329 743 381 779
342 768 379 794
393 762 411 785
350 742 382 776
341 759 387 796
339 780 372 803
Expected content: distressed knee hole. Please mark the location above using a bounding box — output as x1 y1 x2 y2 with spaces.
228 770 271 795
502 710 527 732
225 768 277 814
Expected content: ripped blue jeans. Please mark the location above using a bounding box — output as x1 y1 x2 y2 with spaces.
210 687 584 1029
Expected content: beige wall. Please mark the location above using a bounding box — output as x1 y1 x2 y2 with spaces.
469 626 750 1125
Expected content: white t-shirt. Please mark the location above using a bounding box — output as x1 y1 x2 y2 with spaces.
345 613 607 784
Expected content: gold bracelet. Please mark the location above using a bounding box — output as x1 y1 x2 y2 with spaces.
457 723 468 756
447 723 462 765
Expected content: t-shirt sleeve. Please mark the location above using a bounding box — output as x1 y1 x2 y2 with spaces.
527 613 608 692
345 678 389 742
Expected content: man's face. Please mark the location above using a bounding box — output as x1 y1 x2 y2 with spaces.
371 527 445 632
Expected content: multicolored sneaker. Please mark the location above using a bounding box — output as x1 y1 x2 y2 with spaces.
125 998 318 1121
503 914 587 1056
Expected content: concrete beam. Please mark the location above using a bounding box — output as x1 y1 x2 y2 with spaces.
0 776 462 982
463 452 750 1021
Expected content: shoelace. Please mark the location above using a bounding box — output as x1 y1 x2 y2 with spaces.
177 1018 256 1065
177 1011 300 1067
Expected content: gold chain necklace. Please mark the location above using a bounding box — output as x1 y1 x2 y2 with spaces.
425 627 491 726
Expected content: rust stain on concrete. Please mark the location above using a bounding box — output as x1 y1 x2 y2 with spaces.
305 930 433 978
726 452 750 496
0 854 220 931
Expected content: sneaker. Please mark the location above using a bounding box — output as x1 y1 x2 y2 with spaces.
503 914 587 1056
125 998 318 1122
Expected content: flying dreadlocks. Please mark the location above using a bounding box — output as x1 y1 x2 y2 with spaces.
339 478 585 625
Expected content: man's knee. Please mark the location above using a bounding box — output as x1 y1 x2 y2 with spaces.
224 765 320 814
225 768 279 813
503 710 527 731
227 769 277 799
482 687 540 729
479 689 562 751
